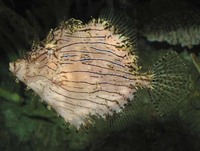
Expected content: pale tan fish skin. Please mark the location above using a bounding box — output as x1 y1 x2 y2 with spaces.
9 18 152 129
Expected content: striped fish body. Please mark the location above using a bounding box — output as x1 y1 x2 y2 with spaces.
9 10 191 129
9 18 151 128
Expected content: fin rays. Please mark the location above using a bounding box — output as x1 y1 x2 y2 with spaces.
99 8 137 52
103 91 143 131
149 51 191 116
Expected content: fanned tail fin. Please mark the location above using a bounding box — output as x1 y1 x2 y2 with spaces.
148 51 191 116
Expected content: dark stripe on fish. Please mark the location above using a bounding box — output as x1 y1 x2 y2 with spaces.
60 48 124 58
58 81 124 96
90 46 126 58
61 80 132 88
60 71 135 81
77 28 105 32
56 41 120 50
29 51 47 63
62 35 106 39
49 87 111 110
61 50 105 55
83 63 134 76
38 64 57 71
63 58 125 68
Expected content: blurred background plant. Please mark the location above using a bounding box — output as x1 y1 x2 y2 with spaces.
0 0 200 151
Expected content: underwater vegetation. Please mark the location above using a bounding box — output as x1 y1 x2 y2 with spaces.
1 0 200 151
141 10 200 48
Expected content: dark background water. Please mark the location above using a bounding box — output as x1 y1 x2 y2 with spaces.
0 0 200 151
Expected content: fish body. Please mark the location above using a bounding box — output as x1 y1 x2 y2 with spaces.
9 9 191 129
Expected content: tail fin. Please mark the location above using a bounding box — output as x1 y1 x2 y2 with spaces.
149 51 191 116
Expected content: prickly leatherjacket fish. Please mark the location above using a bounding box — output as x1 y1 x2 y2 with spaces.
9 9 191 129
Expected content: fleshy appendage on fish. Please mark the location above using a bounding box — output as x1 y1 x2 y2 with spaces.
9 9 191 129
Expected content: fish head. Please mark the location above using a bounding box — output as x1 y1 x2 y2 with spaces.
9 41 59 85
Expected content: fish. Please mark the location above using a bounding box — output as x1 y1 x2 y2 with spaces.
9 9 191 129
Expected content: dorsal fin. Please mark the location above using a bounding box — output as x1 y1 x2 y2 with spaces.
98 8 137 53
